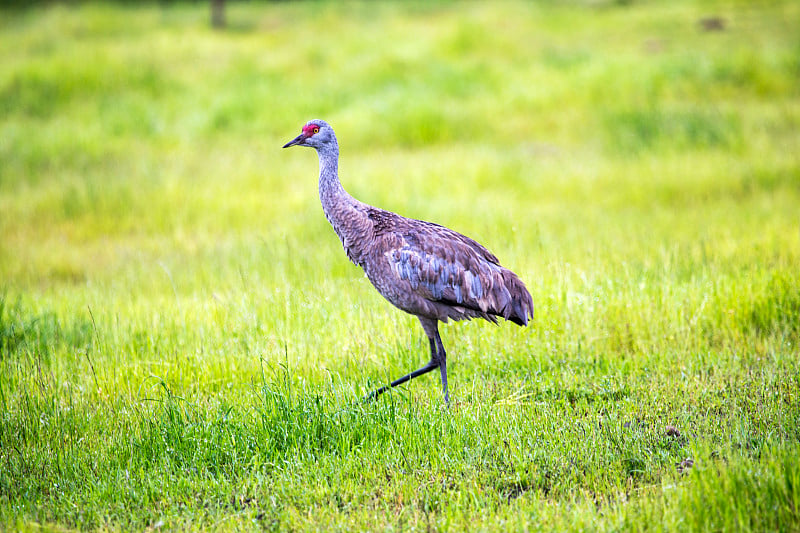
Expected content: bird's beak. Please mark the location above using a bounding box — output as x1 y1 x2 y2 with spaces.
282 133 306 148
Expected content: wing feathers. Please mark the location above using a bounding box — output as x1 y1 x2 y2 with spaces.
385 230 533 325
368 207 533 325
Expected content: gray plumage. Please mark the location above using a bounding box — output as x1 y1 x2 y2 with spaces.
283 119 534 402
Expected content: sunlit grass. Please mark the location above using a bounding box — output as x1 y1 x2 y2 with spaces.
1 0 799 530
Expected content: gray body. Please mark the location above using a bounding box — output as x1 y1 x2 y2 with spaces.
284 119 534 402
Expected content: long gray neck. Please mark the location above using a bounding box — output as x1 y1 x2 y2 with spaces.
317 141 346 210
315 138 372 265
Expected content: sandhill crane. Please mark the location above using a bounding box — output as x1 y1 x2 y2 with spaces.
283 119 533 402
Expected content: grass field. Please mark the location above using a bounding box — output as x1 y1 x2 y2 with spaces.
1 0 799 530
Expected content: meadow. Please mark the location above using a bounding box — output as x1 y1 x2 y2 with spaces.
1 0 799 530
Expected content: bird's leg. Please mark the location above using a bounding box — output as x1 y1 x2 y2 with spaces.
363 337 439 401
434 330 449 403
424 318 449 403
363 318 446 402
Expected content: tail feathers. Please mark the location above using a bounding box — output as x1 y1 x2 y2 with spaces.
499 270 534 326
429 264 534 326
455 269 533 326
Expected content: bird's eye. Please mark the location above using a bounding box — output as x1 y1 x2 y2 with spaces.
313 127 320 134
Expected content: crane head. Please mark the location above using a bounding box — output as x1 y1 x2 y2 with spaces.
282 119 332 149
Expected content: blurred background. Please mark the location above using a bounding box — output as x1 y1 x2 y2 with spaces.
1 2 799 529
1 0 798 381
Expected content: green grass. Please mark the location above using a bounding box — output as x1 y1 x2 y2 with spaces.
1 0 799 530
